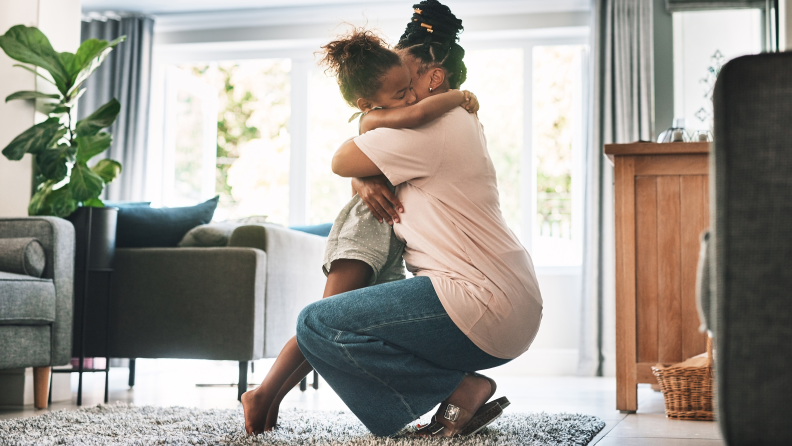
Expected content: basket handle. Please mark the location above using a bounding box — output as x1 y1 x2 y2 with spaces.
706 335 713 367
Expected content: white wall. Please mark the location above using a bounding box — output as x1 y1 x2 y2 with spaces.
0 0 81 217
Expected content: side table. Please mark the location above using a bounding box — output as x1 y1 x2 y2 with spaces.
53 206 118 406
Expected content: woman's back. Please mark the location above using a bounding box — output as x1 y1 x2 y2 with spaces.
355 107 543 359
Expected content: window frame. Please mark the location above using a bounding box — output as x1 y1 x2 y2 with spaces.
147 29 589 269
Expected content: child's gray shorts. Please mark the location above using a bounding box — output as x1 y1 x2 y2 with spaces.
322 193 406 286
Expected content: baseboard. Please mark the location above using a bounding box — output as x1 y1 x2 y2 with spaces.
489 348 580 376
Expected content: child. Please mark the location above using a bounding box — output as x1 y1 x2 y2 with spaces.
241 28 479 435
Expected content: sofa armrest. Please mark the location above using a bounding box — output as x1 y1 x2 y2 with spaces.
0 217 75 366
108 247 266 360
229 224 327 356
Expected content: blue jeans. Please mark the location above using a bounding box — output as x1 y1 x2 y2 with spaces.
296 276 509 437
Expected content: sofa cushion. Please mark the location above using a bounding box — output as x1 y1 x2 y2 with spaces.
0 271 56 325
0 238 46 277
178 223 239 247
116 196 219 248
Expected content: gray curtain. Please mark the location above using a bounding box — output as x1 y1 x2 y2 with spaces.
578 0 654 376
78 15 154 202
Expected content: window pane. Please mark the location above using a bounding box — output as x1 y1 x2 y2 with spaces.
464 48 524 237
181 60 291 224
533 45 583 266
172 88 205 205
673 9 761 132
308 68 359 224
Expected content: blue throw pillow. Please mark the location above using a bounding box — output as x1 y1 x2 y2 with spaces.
103 201 151 208
116 197 219 248
289 223 333 238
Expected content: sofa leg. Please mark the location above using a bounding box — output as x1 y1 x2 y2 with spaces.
128 359 136 387
312 370 319 389
300 377 307 391
238 361 248 401
33 367 51 409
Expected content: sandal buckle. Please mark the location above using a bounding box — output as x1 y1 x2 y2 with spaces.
444 404 461 422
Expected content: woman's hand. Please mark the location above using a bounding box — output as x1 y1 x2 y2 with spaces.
461 90 479 114
351 176 404 225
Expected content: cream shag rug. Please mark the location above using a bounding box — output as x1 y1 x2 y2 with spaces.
0 404 605 446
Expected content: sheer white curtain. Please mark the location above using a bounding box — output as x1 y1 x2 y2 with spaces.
578 0 654 376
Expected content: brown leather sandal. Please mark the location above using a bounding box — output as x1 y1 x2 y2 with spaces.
413 401 503 438
470 372 511 410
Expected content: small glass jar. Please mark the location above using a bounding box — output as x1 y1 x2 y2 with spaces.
693 130 713 142
658 118 690 143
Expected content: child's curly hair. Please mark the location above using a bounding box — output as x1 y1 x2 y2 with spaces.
320 28 402 108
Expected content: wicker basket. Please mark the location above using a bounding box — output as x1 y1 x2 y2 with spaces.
651 337 714 421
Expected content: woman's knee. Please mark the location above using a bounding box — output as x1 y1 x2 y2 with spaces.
296 300 326 347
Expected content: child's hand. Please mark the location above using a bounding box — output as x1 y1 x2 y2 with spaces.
461 90 479 114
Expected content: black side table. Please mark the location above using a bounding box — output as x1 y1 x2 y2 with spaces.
53 206 118 406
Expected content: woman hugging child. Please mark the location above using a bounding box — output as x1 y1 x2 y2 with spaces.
241 27 478 435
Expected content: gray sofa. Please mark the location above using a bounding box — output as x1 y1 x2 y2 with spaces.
700 52 792 444
81 223 327 399
0 217 75 408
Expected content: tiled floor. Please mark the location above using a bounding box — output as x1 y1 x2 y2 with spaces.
0 359 723 445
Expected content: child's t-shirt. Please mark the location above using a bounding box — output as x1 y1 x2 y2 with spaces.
354 107 543 360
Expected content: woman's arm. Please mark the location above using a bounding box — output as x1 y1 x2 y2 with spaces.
360 90 477 133
332 139 382 178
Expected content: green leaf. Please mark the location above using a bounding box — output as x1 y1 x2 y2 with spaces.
75 98 120 137
69 161 104 202
1 118 62 160
83 198 105 207
37 103 70 115
5 90 61 102
0 25 70 94
28 181 77 217
36 144 73 182
90 159 122 184
13 64 57 87
75 132 112 162
66 36 125 96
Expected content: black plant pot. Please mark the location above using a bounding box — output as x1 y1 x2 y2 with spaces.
67 206 118 359
68 206 118 270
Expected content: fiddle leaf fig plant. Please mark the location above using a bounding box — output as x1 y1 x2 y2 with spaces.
0 25 125 217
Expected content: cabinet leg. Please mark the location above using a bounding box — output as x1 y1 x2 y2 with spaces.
33 367 51 409
617 379 638 412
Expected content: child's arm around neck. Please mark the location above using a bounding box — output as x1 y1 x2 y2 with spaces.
360 90 477 133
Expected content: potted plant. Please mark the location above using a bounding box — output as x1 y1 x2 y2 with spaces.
0 25 126 269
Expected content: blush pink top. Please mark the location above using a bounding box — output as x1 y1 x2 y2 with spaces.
355 108 543 359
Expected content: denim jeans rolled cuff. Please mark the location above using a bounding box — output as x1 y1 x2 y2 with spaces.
296 276 511 437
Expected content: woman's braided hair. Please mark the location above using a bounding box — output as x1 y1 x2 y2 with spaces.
319 28 402 108
396 0 466 89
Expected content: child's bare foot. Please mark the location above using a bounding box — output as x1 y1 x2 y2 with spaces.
241 389 273 435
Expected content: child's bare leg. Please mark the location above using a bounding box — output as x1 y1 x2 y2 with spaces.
242 259 372 434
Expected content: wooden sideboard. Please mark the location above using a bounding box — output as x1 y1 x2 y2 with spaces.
605 142 710 412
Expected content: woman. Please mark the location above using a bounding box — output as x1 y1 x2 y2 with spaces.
295 0 543 438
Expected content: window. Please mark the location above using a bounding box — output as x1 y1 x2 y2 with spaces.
150 31 588 267
461 41 586 266
167 60 292 224
673 9 762 132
